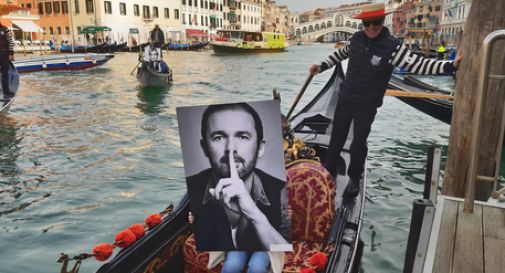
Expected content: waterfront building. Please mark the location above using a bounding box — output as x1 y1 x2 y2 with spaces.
181 0 224 40
439 0 472 45
67 0 182 45
404 0 443 48
390 1 414 38
263 1 289 35
0 1 42 44
239 0 262 32
287 11 298 40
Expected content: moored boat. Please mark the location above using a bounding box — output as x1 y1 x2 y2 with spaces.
13 53 115 73
136 61 173 88
211 30 287 53
166 41 209 51
59 63 366 273
0 63 20 116
388 74 453 124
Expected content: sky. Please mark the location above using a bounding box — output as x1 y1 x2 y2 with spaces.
275 0 365 13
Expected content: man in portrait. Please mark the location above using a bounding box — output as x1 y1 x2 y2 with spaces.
177 101 291 251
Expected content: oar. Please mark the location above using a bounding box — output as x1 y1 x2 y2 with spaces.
385 89 454 100
286 73 315 119
130 62 140 75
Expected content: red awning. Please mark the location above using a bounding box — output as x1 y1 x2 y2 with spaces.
186 29 207 36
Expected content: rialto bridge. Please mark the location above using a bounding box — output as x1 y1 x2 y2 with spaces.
295 14 362 42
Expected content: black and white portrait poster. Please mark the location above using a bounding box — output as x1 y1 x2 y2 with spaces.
177 100 292 251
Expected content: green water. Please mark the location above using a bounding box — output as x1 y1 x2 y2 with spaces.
0 44 454 273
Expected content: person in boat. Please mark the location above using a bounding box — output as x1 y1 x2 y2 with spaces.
188 211 287 273
186 103 291 251
0 22 15 98
308 3 462 199
149 24 165 48
143 40 169 74
436 41 447 60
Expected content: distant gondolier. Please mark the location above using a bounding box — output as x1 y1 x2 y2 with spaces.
149 24 165 48
0 22 14 98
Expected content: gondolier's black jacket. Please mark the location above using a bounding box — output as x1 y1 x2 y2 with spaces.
0 25 14 55
319 28 456 107
186 168 289 251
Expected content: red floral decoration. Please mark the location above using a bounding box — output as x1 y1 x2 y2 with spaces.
128 223 146 239
115 229 137 248
309 251 328 270
300 268 316 273
92 243 114 261
145 213 162 228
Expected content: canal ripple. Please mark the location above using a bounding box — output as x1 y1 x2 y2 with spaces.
0 44 451 273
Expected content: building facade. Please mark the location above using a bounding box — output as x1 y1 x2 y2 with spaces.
439 0 472 45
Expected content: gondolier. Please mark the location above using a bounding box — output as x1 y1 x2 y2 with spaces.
0 21 14 98
149 24 165 48
308 3 463 198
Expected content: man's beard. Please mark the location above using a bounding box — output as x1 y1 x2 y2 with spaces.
212 154 258 180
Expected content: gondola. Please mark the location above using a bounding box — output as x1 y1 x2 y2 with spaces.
166 41 210 51
61 62 365 273
0 63 20 116
136 61 173 88
388 74 453 124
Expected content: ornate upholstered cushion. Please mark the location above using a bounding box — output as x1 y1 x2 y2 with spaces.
183 234 222 273
286 159 336 242
283 241 325 273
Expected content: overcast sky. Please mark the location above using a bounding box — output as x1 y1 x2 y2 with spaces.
275 0 365 13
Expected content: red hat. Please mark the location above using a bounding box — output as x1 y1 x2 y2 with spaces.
352 3 392 20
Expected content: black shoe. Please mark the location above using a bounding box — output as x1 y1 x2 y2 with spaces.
342 178 360 199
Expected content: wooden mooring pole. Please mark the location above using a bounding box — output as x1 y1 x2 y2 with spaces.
443 0 505 200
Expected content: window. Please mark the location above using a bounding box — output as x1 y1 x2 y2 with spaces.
189 0 192 6
174 9 179 19
53 1 61 13
119 3 126 15
77 26 81 34
189 13 192 25
104 1 112 14
57 26 62 34
153 7 158 18
182 0 186 5
26 3 32 8
164 8 169 19
201 0 203 8
62 1 68 14
134 4 139 16
182 13 186 24
205 1 208 9
49 27 54 34
86 0 94 13
142 5 150 19
65 26 70 34
38 2 44 15
74 0 79 13
45 2 52 14
201 15 204 26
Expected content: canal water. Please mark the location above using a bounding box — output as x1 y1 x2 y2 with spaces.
1 44 452 273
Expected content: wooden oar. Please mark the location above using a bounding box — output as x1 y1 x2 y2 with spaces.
130 62 140 75
385 89 454 100
287 73 315 119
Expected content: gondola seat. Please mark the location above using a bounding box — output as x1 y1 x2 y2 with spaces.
182 160 335 273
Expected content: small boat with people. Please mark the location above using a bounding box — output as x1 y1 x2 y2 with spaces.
13 53 115 73
0 63 20 116
58 63 365 273
211 30 287 53
135 44 173 88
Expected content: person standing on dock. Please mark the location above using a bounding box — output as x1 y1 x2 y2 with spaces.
308 3 462 199
0 22 14 98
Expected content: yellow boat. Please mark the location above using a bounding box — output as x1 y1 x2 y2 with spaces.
211 30 287 53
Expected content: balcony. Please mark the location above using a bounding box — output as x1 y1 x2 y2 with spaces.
228 0 237 10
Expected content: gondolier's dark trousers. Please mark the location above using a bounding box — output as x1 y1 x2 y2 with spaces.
0 53 10 94
325 96 377 180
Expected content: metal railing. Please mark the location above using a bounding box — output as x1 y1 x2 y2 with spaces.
464 30 505 213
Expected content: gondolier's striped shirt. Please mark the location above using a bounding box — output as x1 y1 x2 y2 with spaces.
320 43 456 75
